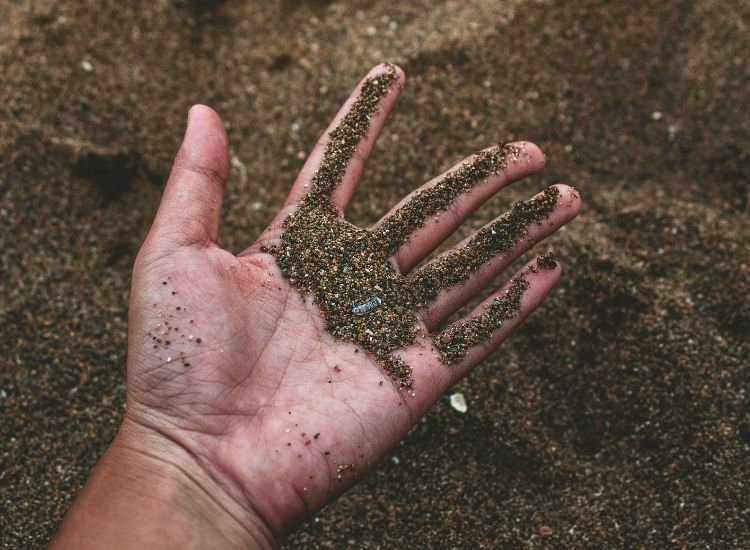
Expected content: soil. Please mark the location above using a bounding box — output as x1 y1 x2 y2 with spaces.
1 0 748 547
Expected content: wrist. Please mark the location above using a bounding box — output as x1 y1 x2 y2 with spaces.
52 418 277 549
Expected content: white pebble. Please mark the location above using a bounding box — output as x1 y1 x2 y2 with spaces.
80 60 94 72
450 392 468 413
651 111 663 121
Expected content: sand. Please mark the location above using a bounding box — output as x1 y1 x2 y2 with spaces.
271 71 555 384
1 0 749 547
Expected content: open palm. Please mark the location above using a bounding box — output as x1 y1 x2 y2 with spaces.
124 65 580 543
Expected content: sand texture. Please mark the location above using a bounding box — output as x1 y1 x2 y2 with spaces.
1 0 749 547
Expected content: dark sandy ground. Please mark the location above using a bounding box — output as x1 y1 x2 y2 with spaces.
1 0 749 547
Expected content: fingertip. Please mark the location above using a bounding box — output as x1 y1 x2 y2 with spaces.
389 63 406 86
179 104 230 182
369 62 406 89
551 184 582 218
511 141 546 173
523 254 562 296
518 279 554 317
188 103 221 118
187 104 228 138
187 104 222 131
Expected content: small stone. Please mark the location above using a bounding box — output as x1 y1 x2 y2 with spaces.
450 392 468 413
80 60 94 72
539 525 553 537
651 111 663 121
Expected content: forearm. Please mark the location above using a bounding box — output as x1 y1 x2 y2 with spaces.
51 420 276 550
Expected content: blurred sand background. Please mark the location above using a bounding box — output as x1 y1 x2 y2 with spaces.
1 0 749 547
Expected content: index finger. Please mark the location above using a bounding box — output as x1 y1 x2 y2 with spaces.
279 63 405 215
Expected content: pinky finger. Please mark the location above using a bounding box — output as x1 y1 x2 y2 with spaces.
431 254 561 383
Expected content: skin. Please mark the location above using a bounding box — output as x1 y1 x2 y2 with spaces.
51 64 581 549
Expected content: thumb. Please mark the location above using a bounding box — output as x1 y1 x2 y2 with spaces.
149 105 230 250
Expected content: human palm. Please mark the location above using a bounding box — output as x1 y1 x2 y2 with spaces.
124 64 580 541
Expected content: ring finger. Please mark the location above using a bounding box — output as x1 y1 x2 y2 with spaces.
413 184 580 330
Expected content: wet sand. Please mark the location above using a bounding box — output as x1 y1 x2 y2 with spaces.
1 0 748 547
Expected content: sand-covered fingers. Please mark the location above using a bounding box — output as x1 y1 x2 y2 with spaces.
260 66 580 390
430 256 561 383
371 142 546 270
412 184 580 330
279 63 405 214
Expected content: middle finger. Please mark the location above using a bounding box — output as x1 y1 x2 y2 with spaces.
370 141 546 273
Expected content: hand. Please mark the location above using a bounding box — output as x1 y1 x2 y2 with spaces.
53 64 580 549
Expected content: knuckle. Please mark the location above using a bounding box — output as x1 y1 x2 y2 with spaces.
174 160 227 190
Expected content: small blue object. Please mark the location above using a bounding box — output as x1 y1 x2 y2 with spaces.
352 296 382 315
